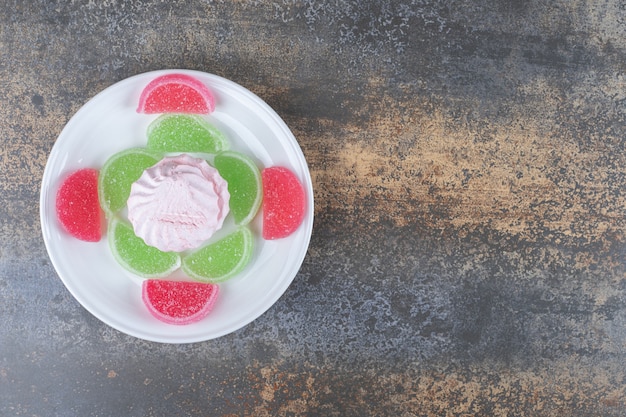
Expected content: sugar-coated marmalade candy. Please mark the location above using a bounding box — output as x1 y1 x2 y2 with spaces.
146 114 228 154
137 73 215 114
142 279 219 325
213 151 262 226
109 218 181 278
55 168 102 242
261 166 306 240
98 148 161 216
182 227 254 283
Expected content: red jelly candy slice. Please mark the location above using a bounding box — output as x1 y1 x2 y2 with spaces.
142 280 219 325
137 73 215 114
262 166 306 240
55 168 102 242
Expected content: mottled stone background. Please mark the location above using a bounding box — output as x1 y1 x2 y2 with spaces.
2 1 626 416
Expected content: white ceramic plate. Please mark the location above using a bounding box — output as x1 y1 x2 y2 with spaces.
40 69 314 343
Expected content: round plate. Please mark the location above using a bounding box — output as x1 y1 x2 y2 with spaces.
40 70 314 343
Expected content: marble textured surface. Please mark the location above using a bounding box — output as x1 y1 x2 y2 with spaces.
2 1 626 415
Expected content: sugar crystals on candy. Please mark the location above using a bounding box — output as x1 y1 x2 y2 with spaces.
55 168 102 242
182 227 254 283
142 279 219 325
109 218 181 278
261 166 306 240
146 114 228 154
213 151 262 226
137 73 215 114
98 148 161 216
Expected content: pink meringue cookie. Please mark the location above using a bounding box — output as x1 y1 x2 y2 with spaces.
127 154 230 252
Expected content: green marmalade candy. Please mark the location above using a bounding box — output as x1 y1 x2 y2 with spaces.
109 218 181 278
98 147 161 215
214 151 262 226
182 227 254 283
146 114 228 154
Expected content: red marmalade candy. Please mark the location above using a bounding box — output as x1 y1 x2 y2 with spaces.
261 166 306 240
55 168 102 242
142 280 219 325
136 73 215 114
